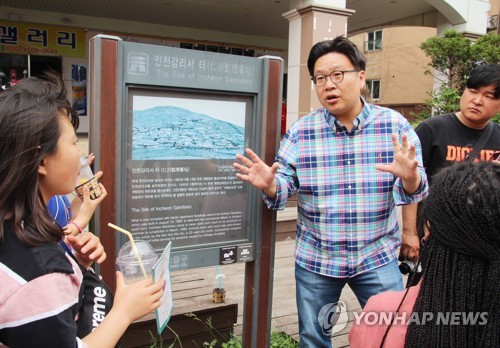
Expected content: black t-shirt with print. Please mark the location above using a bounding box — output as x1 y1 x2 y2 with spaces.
415 113 500 184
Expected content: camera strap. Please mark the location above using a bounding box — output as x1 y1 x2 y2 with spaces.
466 122 494 162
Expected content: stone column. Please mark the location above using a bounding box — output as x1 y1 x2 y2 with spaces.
283 3 354 129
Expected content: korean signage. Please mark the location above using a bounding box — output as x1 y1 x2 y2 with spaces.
90 36 282 272
0 21 86 58
126 88 252 270
119 42 264 270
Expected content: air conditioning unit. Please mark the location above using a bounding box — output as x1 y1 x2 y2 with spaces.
487 15 498 30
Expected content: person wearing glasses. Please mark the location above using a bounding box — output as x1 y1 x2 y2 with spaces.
401 64 500 287
233 36 428 347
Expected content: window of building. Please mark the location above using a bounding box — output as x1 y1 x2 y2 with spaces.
0 54 61 90
367 80 381 100
366 30 382 51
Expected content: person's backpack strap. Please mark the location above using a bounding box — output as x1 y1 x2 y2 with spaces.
466 122 494 162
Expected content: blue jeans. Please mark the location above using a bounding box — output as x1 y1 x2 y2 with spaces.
295 259 403 347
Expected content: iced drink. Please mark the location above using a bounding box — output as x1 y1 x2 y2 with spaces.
75 156 102 200
116 240 158 285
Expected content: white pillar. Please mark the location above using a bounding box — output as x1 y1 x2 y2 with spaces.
426 0 491 37
283 2 354 130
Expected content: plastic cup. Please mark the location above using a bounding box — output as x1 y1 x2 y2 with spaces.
75 156 102 200
116 240 158 285
212 288 226 303
75 176 102 200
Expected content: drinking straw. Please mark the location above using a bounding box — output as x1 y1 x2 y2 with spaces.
215 265 223 289
108 222 148 279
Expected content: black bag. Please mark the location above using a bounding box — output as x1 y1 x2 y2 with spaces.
60 241 115 339
76 265 114 337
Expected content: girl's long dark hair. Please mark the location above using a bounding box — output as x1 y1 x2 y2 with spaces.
405 162 500 347
0 72 79 246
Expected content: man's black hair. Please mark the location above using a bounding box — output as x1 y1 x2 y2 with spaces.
466 64 500 98
307 36 366 77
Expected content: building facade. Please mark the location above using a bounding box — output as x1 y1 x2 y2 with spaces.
0 0 496 132
349 26 437 120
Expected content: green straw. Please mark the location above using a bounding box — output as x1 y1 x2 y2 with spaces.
108 222 148 279
215 265 223 289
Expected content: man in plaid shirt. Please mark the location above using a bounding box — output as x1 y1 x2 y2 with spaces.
234 36 428 347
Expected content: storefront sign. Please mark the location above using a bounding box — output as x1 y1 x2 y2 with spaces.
0 21 86 57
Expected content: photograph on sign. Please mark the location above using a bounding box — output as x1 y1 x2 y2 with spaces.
126 87 252 254
132 95 244 160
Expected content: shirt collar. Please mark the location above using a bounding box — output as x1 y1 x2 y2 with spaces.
323 97 371 133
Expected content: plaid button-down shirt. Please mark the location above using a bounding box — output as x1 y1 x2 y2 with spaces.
264 101 428 278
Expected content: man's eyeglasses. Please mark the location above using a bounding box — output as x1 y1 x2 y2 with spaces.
311 70 360 87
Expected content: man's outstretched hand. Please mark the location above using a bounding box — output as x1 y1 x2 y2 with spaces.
375 134 421 194
233 148 279 197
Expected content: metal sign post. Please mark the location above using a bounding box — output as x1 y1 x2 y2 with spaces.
89 35 282 344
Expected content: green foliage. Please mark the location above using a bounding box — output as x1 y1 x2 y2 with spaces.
149 330 161 348
148 313 299 347
269 332 299 348
416 29 500 123
149 326 183 348
428 86 461 114
220 334 242 348
411 86 461 123
219 332 298 348
420 29 472 89
471 33 500 65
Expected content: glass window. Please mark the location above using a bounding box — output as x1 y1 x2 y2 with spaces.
0 54 61 90
366 30 383 51
0 54 28 90
367 80 381 100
